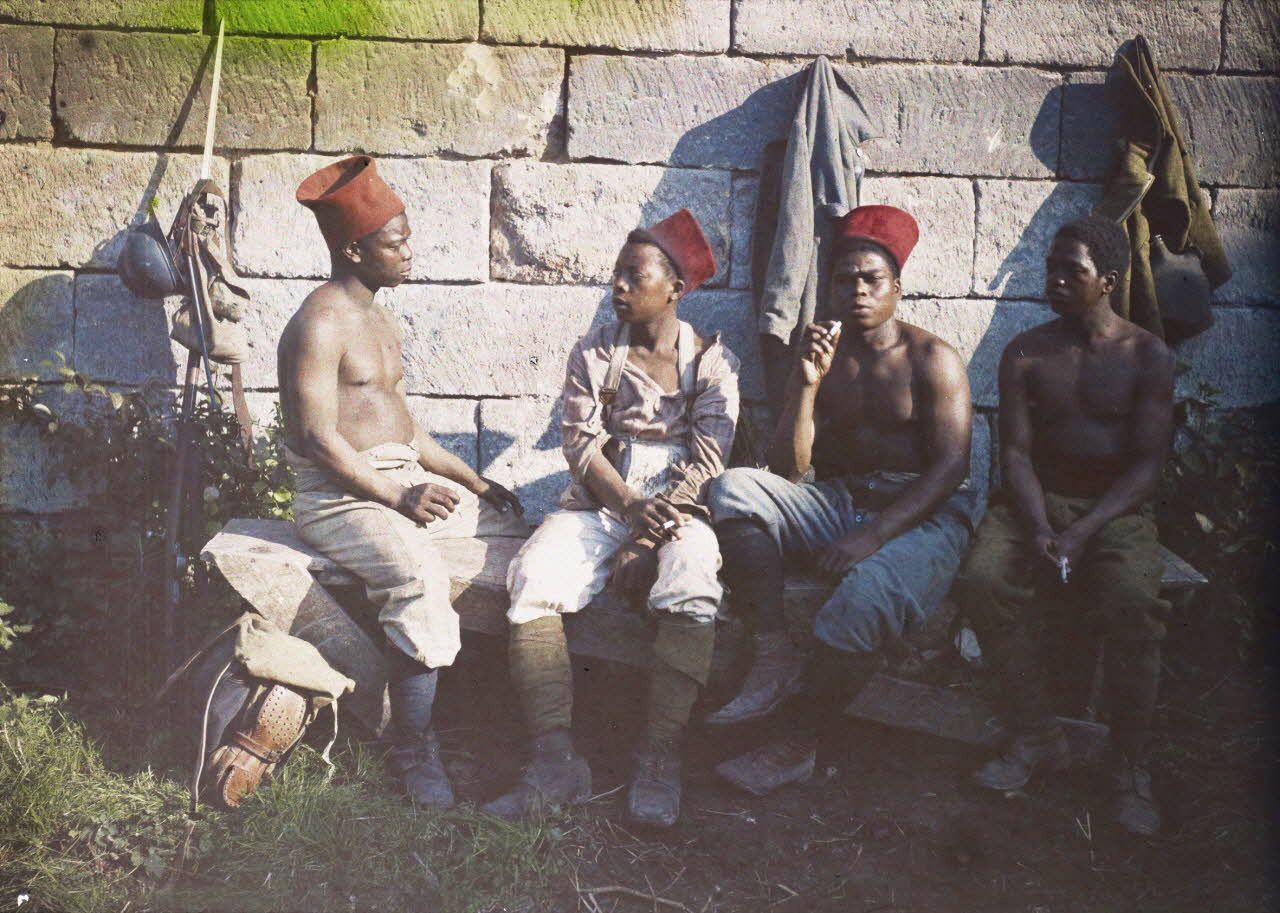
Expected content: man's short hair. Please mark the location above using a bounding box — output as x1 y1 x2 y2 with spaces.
833 236 901 279
1055 216 1130 278
625 229 681 282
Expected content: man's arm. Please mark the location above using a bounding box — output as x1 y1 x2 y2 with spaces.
408 408 523 514
1056 339 1174 561
813 341 971 577
998 340 1057 562
288 313 456 523
768 322 840 481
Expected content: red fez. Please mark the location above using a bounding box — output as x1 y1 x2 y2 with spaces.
834 205 919 272
296 155 406 249
634 208 717 292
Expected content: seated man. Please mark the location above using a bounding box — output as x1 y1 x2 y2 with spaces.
955 215 1173 837
484 210 740 828
708 205 978 794
279 156 527 808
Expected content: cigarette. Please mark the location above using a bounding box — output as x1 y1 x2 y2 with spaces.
827 321 842 337
1058 556 1070 584
660 520 677 531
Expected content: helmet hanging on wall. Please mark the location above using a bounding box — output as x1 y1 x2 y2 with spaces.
118 213 185 299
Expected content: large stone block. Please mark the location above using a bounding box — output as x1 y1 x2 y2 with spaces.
729 174 758 292
679 288 763 400
1213 189 1280 307
1059 72 1113 182
568 54 800 169
388 282 608 397
0 0 201 29
1166 75 1280 187
233 154 490 282
1224 0 1280 72
854 64 1061 178
316 41 563 158
490 162 732 286
897 298 1051 408
983 0 1222 71
406 396 480 469
0 146 229 269
973 180 1101 299
224 277 310 389
212 0 478 40
478 397 566 521
0 269 73 381
0 416 84 512
0 24 53 140
72 274 183 386
733 0 981 61
1176 307 1280 407
55 31 310 150
484 0 728 52
861 176 975 298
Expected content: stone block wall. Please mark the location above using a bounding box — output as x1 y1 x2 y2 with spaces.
0 0 1277 520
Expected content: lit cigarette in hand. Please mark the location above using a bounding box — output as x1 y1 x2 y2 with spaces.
1058 556 1070 584
660 520 677 531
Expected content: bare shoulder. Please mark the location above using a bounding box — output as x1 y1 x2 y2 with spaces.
899 321 965 376
1128 321 1173 367
282 285 349 354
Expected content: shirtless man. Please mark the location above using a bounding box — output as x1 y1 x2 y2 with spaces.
706 205 978 795
956 215 1173 836
280 156 526 808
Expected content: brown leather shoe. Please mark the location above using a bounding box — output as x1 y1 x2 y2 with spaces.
971 726 1071 791
705 632 804 726
715 731 817 797
626 739 683 828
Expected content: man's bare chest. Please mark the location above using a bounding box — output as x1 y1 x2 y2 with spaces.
340 314 403 387
1028 350 1138 419
818 355 916 428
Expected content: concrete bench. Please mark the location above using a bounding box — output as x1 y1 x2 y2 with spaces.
202 518 1207 761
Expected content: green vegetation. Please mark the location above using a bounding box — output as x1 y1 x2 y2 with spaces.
0 690 572 912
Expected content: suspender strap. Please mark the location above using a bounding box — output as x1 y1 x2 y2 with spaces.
600 320 699 440
599 322 630 424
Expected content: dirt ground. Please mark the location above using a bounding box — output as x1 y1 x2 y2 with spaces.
435 614 1277 913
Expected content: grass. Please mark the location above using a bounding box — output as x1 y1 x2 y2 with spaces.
0 691 573 913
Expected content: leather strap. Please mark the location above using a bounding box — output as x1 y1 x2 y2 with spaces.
230 363 254 466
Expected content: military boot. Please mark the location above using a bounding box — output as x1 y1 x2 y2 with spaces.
704 631 804 726
626 737 684 828
715 729 818 796
386 670 455 809
481 728 592 819
1103 747 1161 836
971 724 1071 791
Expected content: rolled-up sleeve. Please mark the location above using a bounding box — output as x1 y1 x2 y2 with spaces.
662 343 741 512
560 340 611 484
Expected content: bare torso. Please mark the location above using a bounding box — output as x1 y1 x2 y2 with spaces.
277 282 415 454
812 321 944 478
1016 318 1159 497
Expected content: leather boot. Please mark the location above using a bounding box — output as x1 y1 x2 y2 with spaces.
626 737 684 828
716 729 818 797
704 631 804 726
481 728 592 819
1103 746 1161 836
1102 640 1162 836
386 669 455 809
971 724 1071 791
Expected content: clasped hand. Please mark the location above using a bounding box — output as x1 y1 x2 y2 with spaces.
812 528 882 579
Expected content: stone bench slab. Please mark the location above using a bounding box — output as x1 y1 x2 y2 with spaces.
202 517 1204 756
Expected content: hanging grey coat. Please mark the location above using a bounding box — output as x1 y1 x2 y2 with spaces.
752 55 877 412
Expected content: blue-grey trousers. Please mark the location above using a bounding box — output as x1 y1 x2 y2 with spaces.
707 467 977 656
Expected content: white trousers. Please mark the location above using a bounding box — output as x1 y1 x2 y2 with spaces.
505 508 723 625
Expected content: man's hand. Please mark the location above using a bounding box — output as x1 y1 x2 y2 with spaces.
1031 529 1059 567
474 476 524 515
623 496 686 542
610 539 659 595
798 321 842 387
395 482 460 524
1050 524 1089 570
812 528 882 579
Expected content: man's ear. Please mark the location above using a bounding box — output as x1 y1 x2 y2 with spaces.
339 240 362 265
1100 269 1119 295
668 276 685 303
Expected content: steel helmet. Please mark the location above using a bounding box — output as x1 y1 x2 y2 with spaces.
118 214 184 299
